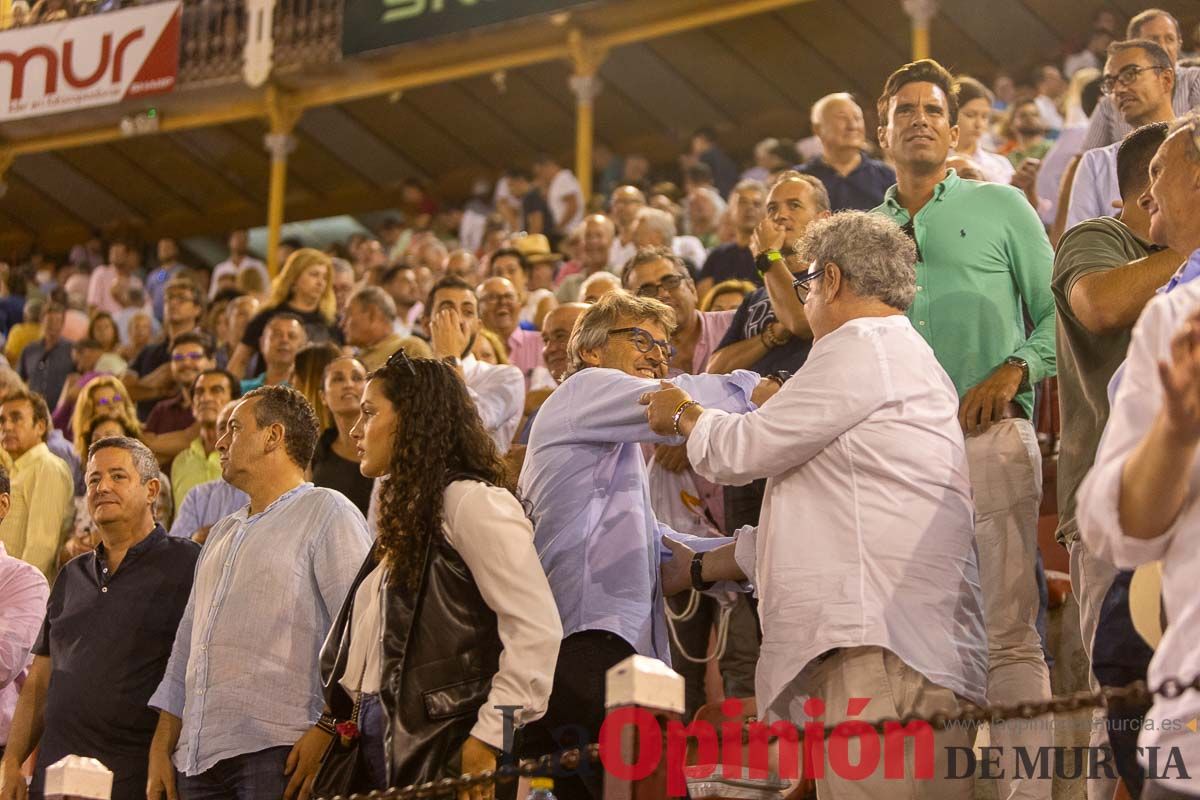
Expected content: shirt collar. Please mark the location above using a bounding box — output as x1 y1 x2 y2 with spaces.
93 524 166 577
243 481 312 523
882 168 959 215
14 442 49 467
188 436 217 459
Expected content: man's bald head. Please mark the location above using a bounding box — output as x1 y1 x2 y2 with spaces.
542 302 588 381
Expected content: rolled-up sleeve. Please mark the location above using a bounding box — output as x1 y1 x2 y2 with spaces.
444 483 562 751
310 498 373 622
733 526 758 587
1077 292 1196 567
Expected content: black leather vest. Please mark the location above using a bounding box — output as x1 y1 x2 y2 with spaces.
321 483 503 788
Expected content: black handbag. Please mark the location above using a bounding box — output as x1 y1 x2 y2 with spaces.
313 658 372 795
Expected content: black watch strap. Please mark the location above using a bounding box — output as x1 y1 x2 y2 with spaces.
691 552 714 592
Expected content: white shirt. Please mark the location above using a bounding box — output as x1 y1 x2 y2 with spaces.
1066 140 1120 230
686 315 989 717
1036 124 1089 226
1078 279 1200 787
210 257 269 298
672 236 709 272
462 355 525 454
548 169 584 232
956 145 1015 184
1035 94 1065 131
609 238 638 277
342 481 561 750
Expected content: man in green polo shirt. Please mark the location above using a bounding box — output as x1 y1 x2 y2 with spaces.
873 59 1057 800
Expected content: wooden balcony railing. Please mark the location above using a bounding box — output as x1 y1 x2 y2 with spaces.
177 0 342 87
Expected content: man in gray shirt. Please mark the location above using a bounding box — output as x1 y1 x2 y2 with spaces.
1082 9 1200 150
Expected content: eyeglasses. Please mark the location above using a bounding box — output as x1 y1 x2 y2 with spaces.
608 326 676 360
792 268 826 304
480 293 519 305
634 274 685 298
900 219 924 263
171 352 207 362
384 347 418 376
1100 64 1168 95
95 394 124 406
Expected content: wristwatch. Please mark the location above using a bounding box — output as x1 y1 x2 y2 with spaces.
691 552 714 592
1003 356 1030 391
754 249 783 278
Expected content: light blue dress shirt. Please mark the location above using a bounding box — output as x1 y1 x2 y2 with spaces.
518 367 759 663
149 482 371 775
168 479 249 539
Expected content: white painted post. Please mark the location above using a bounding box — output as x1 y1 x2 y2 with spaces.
43 755 112 800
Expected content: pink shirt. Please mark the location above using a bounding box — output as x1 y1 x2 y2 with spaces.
0 542 49 744
507 328 546 385
86 266 145 316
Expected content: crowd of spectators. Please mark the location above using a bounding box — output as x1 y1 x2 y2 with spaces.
0 0 151 28
1 5 1200 800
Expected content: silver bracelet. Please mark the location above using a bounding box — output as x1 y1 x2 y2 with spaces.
672 401 700 436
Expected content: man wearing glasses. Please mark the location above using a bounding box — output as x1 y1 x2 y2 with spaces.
622 246 752 719
644 211 986 800
517 291 776 799
1067 39 1177 229
872 59 1056 800
1082 8 1200 150
144 333 216 441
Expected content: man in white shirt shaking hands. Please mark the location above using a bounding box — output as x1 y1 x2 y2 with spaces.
642 211 988 800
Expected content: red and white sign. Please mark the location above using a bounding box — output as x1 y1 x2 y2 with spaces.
0 1 180 121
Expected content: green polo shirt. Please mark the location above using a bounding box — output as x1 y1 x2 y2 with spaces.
170 437 222 512
873 169 1056 417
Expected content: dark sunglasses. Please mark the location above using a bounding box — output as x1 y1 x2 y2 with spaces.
384 347 418 376
901 219 924 263
608 326 676 360
634 274 685 298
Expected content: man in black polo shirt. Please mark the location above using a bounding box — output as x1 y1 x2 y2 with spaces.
0 436 198 800
798 92 895 211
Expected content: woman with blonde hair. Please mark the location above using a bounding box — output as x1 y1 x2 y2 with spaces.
472 328 509 366
227 248 339 378
69 374 140 461
699 279 755 313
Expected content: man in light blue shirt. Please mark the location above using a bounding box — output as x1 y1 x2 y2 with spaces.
517 291 773 799
147 385 371 800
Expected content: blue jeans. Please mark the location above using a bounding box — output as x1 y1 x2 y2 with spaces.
358 693 388 791
178 746 291 800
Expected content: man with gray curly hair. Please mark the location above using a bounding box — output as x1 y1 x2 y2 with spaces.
645 211 987 799
517 291 778 799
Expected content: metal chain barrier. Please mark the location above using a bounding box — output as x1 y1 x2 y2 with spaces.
315 671 1200 800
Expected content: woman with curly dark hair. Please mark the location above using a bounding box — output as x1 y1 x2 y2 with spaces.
318 353 561 799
